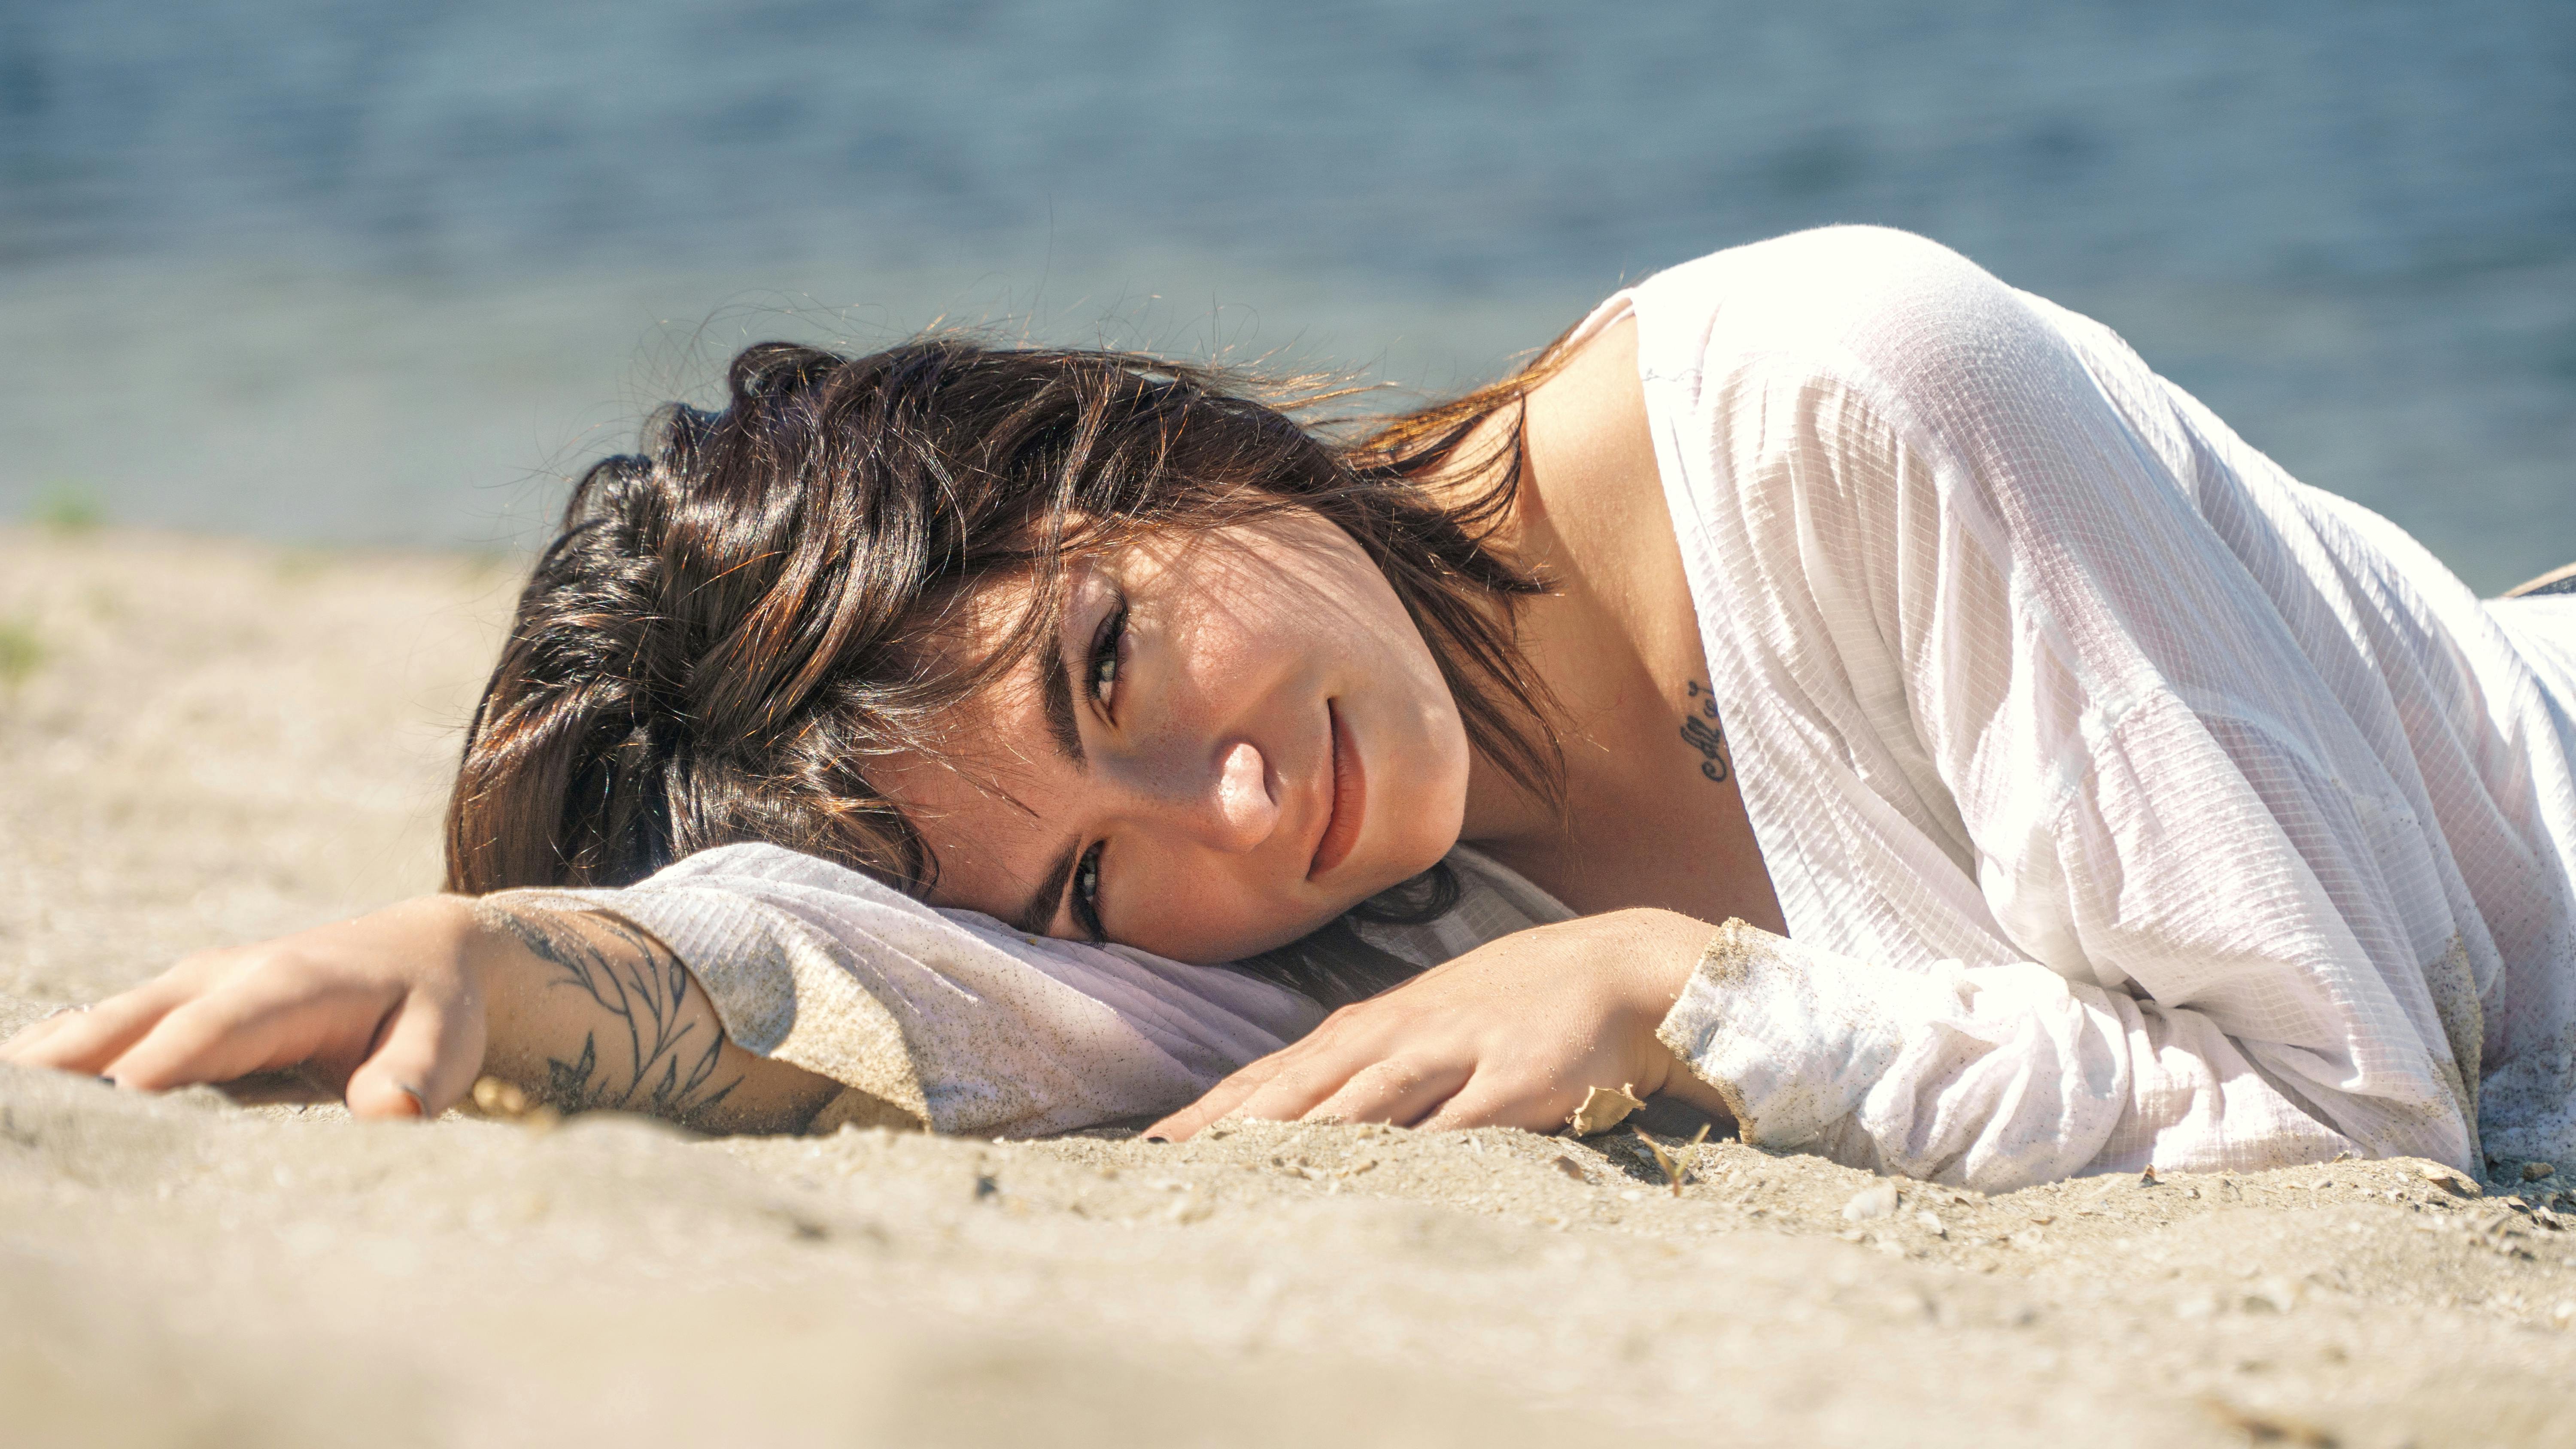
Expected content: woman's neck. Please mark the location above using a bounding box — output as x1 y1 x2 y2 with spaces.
1446 316 1786 935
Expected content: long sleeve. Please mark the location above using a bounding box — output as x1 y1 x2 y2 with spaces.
478 843 1568 1140
1634 227 2518 1189
488 843 1325 1137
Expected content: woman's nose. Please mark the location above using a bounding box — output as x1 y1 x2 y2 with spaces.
1195 739 1279 854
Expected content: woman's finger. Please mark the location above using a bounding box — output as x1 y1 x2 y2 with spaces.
1297 1056 1470 1128
0 981 196 1076
212 1068 347 1107
104 975 386 1094
1412 1073 1568 1134
1147 1050 1298 1140
0 1006 94 1060
345 988 487 1121
1198 1046 1398 1129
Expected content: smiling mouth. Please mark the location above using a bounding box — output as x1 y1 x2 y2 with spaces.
1309 700 1366 880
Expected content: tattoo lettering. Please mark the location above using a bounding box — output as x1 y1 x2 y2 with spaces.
488 909 743 1128
1681 680 1732 784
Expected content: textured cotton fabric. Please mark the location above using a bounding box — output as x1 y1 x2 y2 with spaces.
1603 226 2576 1189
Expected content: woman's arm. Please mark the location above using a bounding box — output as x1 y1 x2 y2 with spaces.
0 895 844 1133
470 902 847 1129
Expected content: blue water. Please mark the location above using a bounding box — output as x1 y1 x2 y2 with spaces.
2 1 2570 589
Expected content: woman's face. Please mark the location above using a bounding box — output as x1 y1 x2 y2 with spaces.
883 508 1472 964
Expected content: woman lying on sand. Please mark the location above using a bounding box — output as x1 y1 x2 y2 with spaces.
9 226 2576 1189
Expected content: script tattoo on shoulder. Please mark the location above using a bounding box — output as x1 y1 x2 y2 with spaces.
487 908 742 1127
1681 679 1732 785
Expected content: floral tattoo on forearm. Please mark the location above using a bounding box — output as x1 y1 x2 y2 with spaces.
1681 679 1732 784
484 907 742 1126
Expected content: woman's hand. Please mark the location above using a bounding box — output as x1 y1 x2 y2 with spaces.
1148 907 1727 1140
3 895 847 1132
0 896 491 1119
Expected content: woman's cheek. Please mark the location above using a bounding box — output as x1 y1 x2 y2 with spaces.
1162 894 1316 965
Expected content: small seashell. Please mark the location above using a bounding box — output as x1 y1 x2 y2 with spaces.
1915 1210 1946 1238
1550 1155 1589 1183
1567 1083 1647 1136
2552 1301 2575 1328
2419 1163 2482 1197
1841 1179 1900 1221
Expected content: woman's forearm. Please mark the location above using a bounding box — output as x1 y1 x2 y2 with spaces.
463 900 845 1134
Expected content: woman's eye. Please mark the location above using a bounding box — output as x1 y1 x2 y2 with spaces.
1087 599 1128 709
1071 841 1107 942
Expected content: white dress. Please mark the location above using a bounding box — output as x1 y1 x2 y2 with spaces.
499 227 2576 1188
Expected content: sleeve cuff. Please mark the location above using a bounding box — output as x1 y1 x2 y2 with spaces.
1655 919 1937 1149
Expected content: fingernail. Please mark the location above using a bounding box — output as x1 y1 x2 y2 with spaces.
395 1083 429 1119
96 1076 117 1087
1142 1134 1170 1144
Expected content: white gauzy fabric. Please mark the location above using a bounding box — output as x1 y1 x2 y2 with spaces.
489 842 1570 1138
1598 226 2576 1190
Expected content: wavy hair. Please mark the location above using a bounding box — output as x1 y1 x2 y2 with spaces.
444 334 1574 1003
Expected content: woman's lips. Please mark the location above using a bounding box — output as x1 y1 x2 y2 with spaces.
1308 701 1366 880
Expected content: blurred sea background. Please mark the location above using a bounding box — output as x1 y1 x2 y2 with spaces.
0 0 2569 591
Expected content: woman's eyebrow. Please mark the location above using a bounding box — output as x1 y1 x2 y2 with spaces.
1014 838 1081 937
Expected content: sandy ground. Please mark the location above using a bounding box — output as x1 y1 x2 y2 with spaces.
6 525 2576 1449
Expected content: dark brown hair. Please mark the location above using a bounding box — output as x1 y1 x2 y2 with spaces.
445 333 1573 1003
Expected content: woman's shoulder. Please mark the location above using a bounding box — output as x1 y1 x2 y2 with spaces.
1626 226 2104 464
1645 225 2007 315
1506 225 2078 520
1634 226 2053 379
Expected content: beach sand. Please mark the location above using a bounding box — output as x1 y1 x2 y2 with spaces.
6 525 2576 1448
